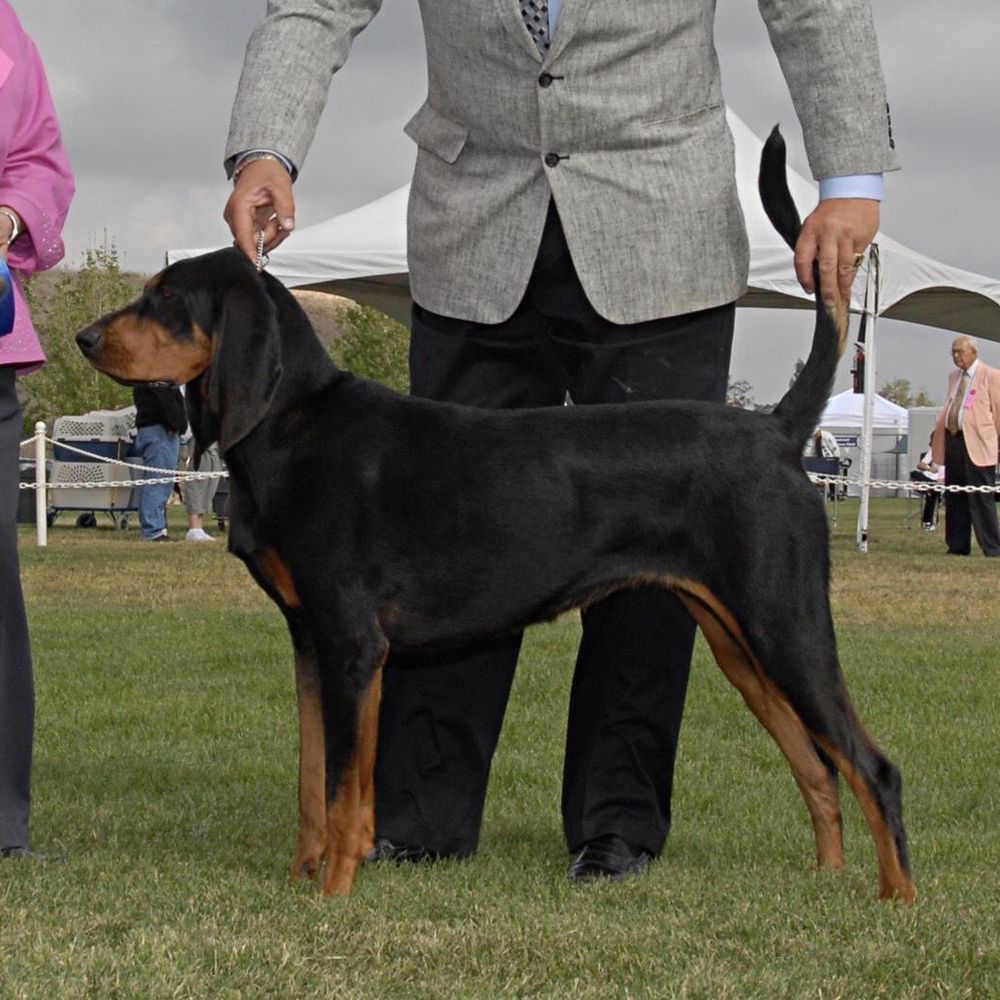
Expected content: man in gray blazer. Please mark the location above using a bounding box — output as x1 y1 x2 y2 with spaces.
224 0 897 881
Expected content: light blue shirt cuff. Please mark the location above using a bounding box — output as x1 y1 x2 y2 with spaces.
234 148 297 181
818 174 884 202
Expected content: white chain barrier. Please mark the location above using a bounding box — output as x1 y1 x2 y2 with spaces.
18 431 229 490
15 423 1000 550
17 424 228 547
19 431 999 496
806 472 1000 495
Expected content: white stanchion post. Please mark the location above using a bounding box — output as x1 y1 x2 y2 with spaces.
34 421 47 547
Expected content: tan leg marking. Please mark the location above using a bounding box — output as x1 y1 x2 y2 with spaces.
321 660 385 896
818 743 917 904
673 583 845 872
290 655 327 880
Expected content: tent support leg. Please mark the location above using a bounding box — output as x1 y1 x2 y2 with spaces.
856 250 880 553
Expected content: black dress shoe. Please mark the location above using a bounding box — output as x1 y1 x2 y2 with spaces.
566 834 652 883
366 837 438 864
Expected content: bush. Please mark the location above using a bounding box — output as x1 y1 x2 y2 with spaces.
330 302 410 394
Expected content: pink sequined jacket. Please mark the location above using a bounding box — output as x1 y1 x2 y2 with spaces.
0 0 75 372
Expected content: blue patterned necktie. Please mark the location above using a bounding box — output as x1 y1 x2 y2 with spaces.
520 0 550 53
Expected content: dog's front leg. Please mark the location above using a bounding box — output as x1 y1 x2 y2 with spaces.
291 651 327 880
321 664 384 896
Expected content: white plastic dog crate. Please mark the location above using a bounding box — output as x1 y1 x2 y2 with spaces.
48 406 140 528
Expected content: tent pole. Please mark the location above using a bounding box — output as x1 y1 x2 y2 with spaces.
855 245 881 552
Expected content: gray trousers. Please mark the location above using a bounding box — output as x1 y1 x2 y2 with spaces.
0 366 34 849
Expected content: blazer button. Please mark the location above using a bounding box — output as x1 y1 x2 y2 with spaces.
544 152 561 167
538 72 554 88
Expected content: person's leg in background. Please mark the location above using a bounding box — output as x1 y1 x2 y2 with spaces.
943 433 971 555
0 368 36 855
135 424 181 541
184 443 221 542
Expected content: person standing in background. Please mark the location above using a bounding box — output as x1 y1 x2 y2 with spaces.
132 384 186 542
0 0 75 861
931 336 1000 556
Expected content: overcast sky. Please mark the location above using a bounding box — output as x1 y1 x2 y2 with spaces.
15 0 1000 406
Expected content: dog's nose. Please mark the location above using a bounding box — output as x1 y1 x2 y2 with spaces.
75 326 101 356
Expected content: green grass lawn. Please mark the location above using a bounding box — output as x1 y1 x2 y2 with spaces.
3 499 998 998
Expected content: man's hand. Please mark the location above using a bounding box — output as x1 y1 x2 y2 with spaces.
795 198 880 310
223 159 296 262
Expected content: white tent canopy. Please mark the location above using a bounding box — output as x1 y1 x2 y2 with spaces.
820 390 908 431
171 109 1000 338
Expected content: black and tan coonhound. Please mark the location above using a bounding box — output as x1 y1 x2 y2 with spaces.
76 128 915 903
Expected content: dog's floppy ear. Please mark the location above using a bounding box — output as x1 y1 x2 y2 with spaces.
184 370 215 468
203 272 283 457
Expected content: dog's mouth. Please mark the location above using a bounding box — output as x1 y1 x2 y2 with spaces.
106 374 178 389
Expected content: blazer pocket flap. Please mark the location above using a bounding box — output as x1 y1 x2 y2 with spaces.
404 103 468 164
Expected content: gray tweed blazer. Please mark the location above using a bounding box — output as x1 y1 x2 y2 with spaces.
227 0 897 324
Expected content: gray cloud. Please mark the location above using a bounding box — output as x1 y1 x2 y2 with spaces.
16 0 999 405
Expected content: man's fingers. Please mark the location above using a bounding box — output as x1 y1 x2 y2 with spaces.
836 236 861 303
795 198 879 309
223 159 296 262
794 232 818 294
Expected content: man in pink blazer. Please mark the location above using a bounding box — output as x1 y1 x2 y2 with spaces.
932 336 1000 557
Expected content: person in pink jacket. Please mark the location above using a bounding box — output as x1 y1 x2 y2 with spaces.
1 0 75 861
931 336 1000 557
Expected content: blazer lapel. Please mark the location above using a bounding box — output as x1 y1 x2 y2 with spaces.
495 0 546 61
495 0 596 63
545 0 597 61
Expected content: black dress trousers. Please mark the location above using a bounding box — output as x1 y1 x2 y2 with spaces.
0 366 35 850
943 430 1000 556
374 201 735 858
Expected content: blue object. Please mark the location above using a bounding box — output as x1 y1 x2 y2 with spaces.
0 257 14 336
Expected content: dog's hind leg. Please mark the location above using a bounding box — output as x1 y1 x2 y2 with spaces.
675 587 846 873
681 584 914 903
810 712 915 903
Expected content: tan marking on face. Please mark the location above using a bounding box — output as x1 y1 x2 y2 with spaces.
90 312 213 385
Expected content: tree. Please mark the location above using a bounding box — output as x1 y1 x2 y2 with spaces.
21 243 142 433
878 377 935 408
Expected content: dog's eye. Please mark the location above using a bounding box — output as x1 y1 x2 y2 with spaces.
159 287 175 301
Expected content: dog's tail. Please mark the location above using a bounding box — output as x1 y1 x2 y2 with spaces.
760 125 849 443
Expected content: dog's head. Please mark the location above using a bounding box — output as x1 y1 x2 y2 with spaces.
76 247 282 457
